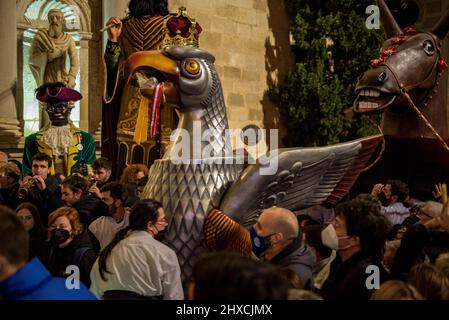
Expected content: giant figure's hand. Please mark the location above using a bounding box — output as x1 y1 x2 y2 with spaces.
107 17 122 42
65 74 76 88
47 48 65 61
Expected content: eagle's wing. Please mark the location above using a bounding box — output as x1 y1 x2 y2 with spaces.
219 134 383 228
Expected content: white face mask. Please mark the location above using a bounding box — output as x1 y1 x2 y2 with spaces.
321 224 352 251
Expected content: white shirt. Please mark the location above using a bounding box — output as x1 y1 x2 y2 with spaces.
89 230 183 300
381 202 410 226
89 212 130 250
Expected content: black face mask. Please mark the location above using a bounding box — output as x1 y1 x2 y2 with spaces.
378 192 390 207
53 228 71 245
154 229 166 242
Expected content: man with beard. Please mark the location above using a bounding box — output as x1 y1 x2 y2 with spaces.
89 182 130 250
88 157 114 200
22 83 96 179
29 8 79 128
371 179 410 226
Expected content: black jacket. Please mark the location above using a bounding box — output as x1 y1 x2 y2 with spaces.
17 175 62 226
321 251 390 300
270 237 316 290
28 227 50 264
391 223 449 279
46 229 97 288
72 194 109 226
0 182 20 209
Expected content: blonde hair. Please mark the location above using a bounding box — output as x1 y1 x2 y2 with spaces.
47 207 83 240
371 280 423 300
119 163 148 184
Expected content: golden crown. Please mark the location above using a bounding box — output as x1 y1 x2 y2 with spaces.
161 7 202 48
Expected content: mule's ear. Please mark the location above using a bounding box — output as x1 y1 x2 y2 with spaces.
432 11 449 40
378 0 404 38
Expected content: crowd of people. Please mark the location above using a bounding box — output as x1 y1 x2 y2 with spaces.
1 149 449 300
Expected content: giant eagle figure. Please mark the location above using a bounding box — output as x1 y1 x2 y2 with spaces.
126 46 383 278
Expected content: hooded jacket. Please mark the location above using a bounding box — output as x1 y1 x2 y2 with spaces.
0 258 96 300
270 236 316 290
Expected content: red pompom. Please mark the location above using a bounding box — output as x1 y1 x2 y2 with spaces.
381 46 397 58
370 57 385 68
438 58 448 72
389 35 408 45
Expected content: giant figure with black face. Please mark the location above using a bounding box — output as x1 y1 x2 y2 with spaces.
22 83 96 178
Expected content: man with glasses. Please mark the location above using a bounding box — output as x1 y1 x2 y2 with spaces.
22 83 96 179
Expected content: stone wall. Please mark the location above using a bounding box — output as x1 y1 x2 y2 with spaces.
168 0 294 137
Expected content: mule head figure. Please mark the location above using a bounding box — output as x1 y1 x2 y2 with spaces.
354 0 449 138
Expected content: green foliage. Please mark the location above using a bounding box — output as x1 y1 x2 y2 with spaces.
270 0 385 147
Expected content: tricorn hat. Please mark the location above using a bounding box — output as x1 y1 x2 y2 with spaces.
204 209 252 256
36 86 82 103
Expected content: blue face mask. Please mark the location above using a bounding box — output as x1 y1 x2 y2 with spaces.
250 227 274 257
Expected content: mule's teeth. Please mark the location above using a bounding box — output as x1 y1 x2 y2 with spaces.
360 89 381 97
359 101 380 109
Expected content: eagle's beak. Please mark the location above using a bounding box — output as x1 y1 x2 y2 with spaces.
124 50 180 105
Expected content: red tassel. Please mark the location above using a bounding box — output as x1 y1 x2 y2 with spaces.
150 83 163 139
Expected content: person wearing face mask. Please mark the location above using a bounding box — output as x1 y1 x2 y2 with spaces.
371 180 410 226
22 82 96 180
320 194 391 300
45 207 97 288
90 199 183 300
250 207 316 290
0 206 96 300
89 182 130 250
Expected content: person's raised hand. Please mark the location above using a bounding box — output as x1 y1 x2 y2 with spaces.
371 183 384 197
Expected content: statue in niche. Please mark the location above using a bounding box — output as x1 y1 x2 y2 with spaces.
29 8 79 129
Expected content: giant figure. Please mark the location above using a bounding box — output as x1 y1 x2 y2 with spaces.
129 47 383 278
23 83 96 178
354 0 449 197
102 0 201 175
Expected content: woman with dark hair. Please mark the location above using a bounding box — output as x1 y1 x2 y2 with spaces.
89 199 183 300
16 202 48 263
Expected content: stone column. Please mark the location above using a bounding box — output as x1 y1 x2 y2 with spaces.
79 33 92 132
0 1 23 149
